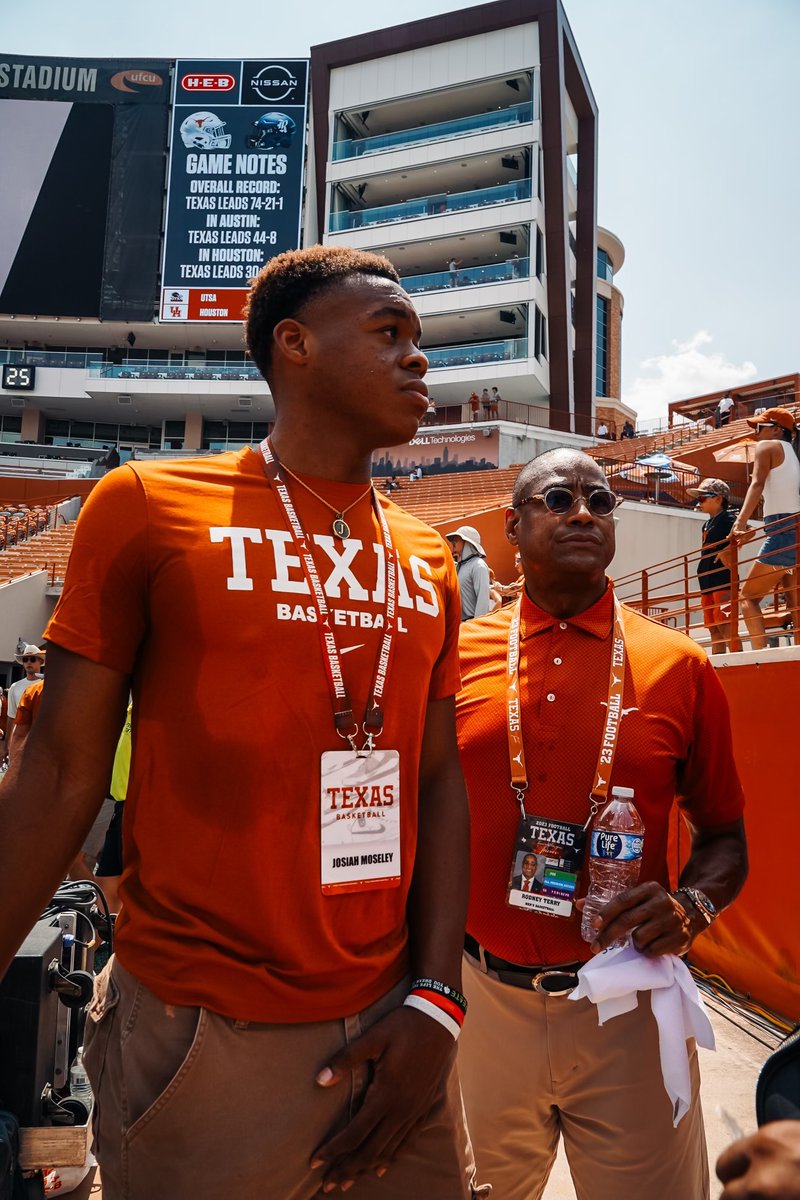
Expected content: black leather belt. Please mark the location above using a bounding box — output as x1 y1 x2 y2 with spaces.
464 933 584 997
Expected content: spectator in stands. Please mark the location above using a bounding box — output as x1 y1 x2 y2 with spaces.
490 388 501 419
716 394 735 428
487 568 504 613
469 391 481 422
0 245 479 1200
481 389 491 419
445 524 492 621
5 645 45 753
9 677 43 760
732 408 800 649
621 420 635 439
497 550 525 604
596 421 609 439
687 478 737 654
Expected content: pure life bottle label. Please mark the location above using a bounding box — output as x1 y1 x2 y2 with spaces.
590 830 643 861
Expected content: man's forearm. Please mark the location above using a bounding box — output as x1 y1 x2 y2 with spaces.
407 762 470 988
678 819 748 914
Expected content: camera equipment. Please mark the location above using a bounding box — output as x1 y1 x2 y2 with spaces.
0 881 111 1128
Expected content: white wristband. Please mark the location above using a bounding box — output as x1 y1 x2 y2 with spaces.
403 994 461 1041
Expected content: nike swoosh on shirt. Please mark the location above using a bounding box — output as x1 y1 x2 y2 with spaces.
340 644 365 654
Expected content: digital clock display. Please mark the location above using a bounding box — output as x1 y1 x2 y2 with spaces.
2 365 36 391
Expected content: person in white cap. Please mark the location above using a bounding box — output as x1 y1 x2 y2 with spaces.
445 525 492 621
6 644 45 728
686 478 737 654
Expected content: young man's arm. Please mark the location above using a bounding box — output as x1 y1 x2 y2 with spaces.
0 645 129 977
311 695 470 1190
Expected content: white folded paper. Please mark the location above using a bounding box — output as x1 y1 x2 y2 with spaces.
569 941 715 1125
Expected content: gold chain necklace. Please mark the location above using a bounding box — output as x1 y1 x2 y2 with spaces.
279 462 374 540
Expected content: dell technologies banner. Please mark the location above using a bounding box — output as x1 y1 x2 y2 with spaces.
161 60 308 323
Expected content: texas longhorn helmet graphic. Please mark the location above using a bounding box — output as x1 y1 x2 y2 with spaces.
179 111 232 150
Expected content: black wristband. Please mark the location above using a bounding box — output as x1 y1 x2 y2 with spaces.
410 978 468 1013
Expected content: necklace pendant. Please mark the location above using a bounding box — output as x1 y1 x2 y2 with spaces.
332 515 350 540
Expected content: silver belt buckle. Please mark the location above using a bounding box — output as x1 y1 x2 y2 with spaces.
531 968 577 997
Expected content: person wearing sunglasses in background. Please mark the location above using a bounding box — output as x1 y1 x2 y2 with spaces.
5 644 45 764
454 448 748 1200
730 407 800 650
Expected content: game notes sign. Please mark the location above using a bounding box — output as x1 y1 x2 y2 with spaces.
160 59 308 323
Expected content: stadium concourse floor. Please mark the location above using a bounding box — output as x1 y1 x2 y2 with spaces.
73 1005 762 1199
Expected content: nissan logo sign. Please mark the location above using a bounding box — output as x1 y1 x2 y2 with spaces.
249 64 298 102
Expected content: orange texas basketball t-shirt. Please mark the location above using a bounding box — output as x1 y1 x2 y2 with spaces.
46 448 462 1022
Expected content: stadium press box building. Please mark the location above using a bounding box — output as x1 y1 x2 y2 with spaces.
0 0 627 463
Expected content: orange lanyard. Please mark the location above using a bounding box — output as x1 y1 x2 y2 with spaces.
506 592 627 826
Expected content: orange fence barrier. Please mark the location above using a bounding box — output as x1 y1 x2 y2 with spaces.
669 651 800 1022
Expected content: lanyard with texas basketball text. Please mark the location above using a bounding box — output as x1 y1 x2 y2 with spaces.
259 438 402 896
504 592 627 918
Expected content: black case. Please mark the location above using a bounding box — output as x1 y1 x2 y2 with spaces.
756 1025 800 1125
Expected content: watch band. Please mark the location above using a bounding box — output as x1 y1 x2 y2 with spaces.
674 886 717 926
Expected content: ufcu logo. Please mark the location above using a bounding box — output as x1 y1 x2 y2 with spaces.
209 526 441 617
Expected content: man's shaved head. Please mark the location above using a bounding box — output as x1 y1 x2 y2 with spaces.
511 449 609 507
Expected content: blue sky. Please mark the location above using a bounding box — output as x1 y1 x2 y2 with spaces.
4 0 799 422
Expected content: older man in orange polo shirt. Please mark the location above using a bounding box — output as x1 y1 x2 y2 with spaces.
456 447 748 1200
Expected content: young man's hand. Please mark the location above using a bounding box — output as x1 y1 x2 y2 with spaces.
310 1005 454 1191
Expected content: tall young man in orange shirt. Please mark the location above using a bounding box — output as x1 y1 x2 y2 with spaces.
0 247 482 1200
455 447 748 1200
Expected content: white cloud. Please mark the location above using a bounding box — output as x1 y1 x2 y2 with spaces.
623 331 757 425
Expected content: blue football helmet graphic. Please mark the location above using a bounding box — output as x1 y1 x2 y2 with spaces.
245 111 296 149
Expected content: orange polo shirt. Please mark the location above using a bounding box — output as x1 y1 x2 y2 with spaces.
456 583 744 966
45 448 461 1021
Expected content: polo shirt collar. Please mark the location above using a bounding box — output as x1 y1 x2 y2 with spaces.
520 579 614 641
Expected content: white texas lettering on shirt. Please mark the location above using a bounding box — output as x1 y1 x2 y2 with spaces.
209 527 441 619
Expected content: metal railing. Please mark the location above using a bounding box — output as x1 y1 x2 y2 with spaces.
332 101 535 160
401 258 530 295
425 338 529 369
614 516 800 654
329 178 533 233
88 362 261 382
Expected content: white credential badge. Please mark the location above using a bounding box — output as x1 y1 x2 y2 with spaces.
320 750 401 894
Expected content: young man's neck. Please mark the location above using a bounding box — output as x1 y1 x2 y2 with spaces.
268 421 374 484
524 575 608 620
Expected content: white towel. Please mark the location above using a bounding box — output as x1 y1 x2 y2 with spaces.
569 941 715 1125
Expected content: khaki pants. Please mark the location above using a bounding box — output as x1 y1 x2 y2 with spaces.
459 955 709 1200
84 957 487 1200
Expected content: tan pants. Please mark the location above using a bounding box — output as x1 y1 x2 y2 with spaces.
458 955 709 1200
84 956 487 1200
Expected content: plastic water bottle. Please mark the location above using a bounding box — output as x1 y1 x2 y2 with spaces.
69 1046 93 1110
580 787 644 944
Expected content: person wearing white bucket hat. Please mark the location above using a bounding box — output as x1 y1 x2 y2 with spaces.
445 525 492 621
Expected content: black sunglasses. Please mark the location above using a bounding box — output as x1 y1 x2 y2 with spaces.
515 486 622 517
21 656 41 663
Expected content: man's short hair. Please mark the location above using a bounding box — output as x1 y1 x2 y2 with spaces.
244 245 400 379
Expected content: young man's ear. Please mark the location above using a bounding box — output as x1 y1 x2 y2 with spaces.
272 318 310 367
